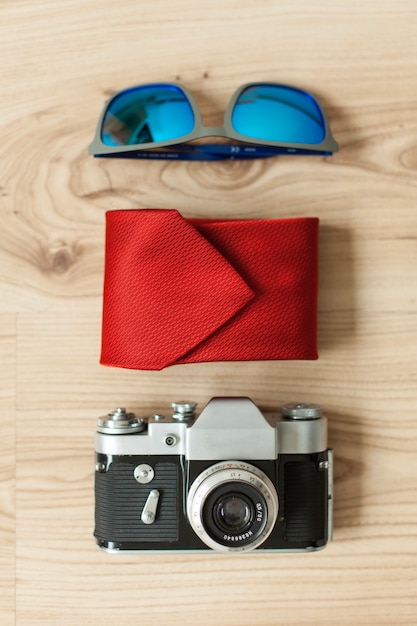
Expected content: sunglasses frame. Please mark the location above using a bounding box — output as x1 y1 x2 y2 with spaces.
89 81 339 160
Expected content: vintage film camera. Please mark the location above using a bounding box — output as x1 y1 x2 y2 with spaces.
94 397 333 553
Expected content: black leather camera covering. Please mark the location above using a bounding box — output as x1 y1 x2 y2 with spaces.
94 453 330 551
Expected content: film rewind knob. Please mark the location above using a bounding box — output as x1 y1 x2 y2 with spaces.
281 403 322 420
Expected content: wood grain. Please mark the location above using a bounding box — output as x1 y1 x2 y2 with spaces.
0 315 16 626
1 0 417 624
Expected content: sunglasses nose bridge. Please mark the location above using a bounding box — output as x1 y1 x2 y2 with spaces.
198 125 229 138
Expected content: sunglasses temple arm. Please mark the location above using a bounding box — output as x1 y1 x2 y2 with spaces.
94 144 332 161
95 148 227 161
195 144 333 157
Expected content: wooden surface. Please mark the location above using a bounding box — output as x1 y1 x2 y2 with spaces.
1 0 417 624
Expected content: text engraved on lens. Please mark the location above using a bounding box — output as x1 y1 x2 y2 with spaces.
223 531 254 542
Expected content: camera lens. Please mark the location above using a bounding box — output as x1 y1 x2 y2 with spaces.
202 481 268 547
215 494 252 533
187 462 278 553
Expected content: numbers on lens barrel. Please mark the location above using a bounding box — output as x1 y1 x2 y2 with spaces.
256 502 263 523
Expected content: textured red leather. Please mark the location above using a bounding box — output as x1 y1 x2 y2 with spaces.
101 209 319 370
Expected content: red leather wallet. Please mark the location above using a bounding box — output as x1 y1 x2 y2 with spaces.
101 209 319 370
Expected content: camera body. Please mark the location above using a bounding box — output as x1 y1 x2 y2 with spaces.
94 397 333 553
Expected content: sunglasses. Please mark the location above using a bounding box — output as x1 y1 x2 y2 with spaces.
89 82 339 161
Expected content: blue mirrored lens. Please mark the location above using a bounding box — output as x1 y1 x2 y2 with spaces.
231 85 325 144
101 84 195 146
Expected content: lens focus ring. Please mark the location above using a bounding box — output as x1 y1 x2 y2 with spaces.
187 461 278 553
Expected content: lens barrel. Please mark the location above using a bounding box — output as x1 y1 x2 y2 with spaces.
187 462 278 552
